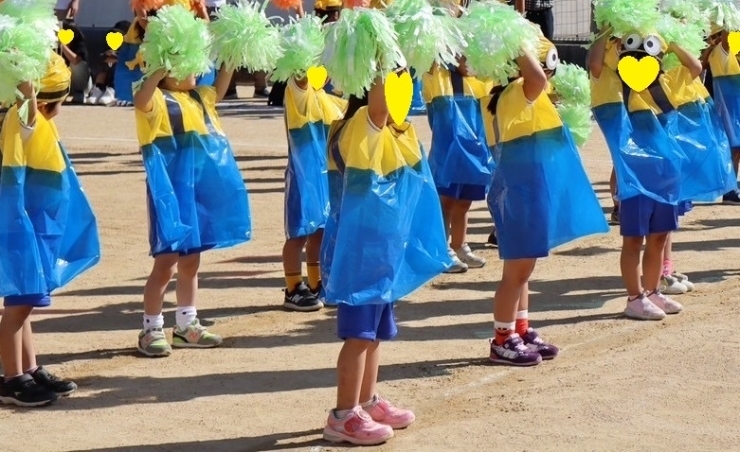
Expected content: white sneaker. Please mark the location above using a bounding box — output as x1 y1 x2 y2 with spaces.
97 87 116 106
647 290 683 315
624 295 666 320
672 272 694 292
86 86 103 105
660 275 687 295
444 248 468 274
455 244 486 268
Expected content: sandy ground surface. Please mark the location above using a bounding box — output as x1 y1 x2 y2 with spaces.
2 86 740 452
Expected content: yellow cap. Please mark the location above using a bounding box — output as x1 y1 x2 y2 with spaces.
315 0 342 9
37 53 71 104
538 35 556 63
370 0 394 9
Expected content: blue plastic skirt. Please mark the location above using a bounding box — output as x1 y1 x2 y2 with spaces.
321 145 451 306
114 43 142 103
487 127 609 260
427 96 493 188
593 102 685 204
0 145 100 296
658 101 735 201
712 74 740 149
284 121 330 239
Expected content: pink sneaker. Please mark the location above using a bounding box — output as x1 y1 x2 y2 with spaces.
624 295 666 320
323 406 394 446
363 395 416 429
647 291 683 314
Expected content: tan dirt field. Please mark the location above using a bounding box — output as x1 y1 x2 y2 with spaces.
2 86 740 452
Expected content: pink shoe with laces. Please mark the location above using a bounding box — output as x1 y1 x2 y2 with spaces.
323 405 394 446
363 395 416 429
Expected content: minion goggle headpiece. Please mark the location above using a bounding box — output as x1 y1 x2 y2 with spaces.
538 35 559 74
618 32 667 61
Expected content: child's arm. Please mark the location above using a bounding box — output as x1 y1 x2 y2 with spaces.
668 43 703 79
16 81 37 128
214 65 235 103
514 0 524 14
367 76 389 129
516 51 547 102
588 28 611 79
134 69 167 112
456 55 470 77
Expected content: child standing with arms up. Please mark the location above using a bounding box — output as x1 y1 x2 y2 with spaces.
273 14 346 311
465 2 607 365
320 7 451 445
0 38 101 406
133 4 251 357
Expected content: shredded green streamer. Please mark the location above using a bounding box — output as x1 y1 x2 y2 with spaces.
0 15 53 106
550 63 593 147
592 0 661 38
272 15 324 82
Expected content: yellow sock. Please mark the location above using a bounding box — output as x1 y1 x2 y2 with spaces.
307 262 321 292
285 271 303 292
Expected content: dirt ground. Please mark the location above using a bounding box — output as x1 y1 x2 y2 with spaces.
2 86 740 452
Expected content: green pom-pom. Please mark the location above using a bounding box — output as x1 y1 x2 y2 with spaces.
558 103 593 147
698 0 740 31
272 15 324 82
656 14 707 69
322 8 406 97
592 0 662 37
385 0 467 74
459 2 540 85
550 63 591 107
0 15 53 105
0 0 58 51
140 5 212 81
551 63 592 147
210 1 285 72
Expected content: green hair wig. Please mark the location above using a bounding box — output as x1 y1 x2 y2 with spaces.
459 1 540 86
322 8 406 97
385 0 467 75
210 1 285 72
592 0 662 38
272 15 324 82
698 0 740 31
140 4 212 81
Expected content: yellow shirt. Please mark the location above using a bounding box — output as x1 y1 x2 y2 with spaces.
421 66 493 102
135 86 224 147
0 105 65 173
708 44 740 78
284 78 346 131
494 78 562 143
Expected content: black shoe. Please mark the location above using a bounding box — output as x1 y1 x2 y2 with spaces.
310 280 323 299
722 189 740 205
30 366 77 396
487 230 498 247
609 206 620 225
253 88 270 98
0 374 58 407
283 282 323 312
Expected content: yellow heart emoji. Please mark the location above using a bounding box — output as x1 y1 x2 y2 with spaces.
729 31 740 56
384 71 413 125
57 29 74 45
617 55 660 92
306 66 328 91
106 32 124 51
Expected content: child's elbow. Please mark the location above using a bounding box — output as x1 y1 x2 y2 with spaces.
688 60 703 79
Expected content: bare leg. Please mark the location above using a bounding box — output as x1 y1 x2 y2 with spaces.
175 253 201 308
449 200 473 251
21 319 37 372
359 341 380 403
0 306 33 377
621 236 644 297
336 339 371 410
643 233 669 292
493 259 537 325
143 254 178 316
282 236 308 291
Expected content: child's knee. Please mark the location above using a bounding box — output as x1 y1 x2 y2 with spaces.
177 254 201 277
151 254 178 279
622 236 644 252
646 232 669 248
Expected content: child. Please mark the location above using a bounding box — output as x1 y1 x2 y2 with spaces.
132 9 251 357
279 17 346 311
702 1 740 204
0 53 101 406
423 59 492 274
588 17 691 320
481 20 607 365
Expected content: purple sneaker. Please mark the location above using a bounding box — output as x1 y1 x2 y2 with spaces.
489 334 542 367
520 328 559 360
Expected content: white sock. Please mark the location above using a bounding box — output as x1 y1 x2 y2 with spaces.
175 307 197 330
516 310 528 319
494 321 515 331
361 395 378 408
143 314 164 331
333 408 354 419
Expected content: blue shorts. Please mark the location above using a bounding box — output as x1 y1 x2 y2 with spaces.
337 303 398 341
4 293 51 308
620 195 678 237
152 245 214 258
437 183 487 201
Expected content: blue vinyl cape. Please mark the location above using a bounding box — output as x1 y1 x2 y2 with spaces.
488 126 609 260
0 132 100 296
321 114 451 306
284 120 331 239
143 90 251 255
713 74 740 149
